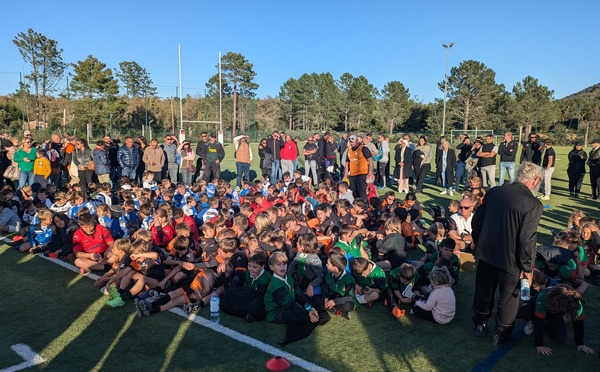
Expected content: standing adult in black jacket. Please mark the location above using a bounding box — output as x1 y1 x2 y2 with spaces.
435 140 456 195
588 139 600 200
471 162 544 346
520 132 543 165
195 132 209 181
497 132 517 186
267 131 284 182
566 141 587 198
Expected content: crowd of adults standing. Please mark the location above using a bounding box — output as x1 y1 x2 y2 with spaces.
2 128 599 204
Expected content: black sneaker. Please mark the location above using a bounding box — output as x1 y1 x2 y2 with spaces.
491 334 519 348
341 312 352 320
183 301 202 314
30 245 46 254
474 324 487 337
245 313 255 323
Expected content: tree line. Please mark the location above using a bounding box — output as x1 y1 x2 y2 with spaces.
1 28 598 142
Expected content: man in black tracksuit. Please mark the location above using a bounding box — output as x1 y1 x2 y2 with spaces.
588 139 600 200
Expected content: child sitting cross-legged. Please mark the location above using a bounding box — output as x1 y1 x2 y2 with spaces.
72 213 114 276
94 238 133 304
351 257 387 307
221 251 272 322
17 209 53 254
287 233 324 298
411 266 456 324
383 263 419 318
322 252 357 320
264 251 330 344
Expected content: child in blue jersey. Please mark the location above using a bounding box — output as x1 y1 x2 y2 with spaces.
18 209 54 254
173 183 191 208
68 192 96 218
182 196 198 218
142 171 158 191
96 204 114 229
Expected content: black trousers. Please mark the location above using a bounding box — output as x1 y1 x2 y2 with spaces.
590 168 600 198
472 259 521 337
412 306 437 323
567 169 585 194
415 163 431 192
349 174 367 199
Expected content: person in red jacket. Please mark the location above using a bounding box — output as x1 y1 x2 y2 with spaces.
280 134 297 178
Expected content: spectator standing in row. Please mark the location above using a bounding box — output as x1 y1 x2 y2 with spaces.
135 136 147 183
73 139 94 198
15 137 36 188
178 141 196 186
268 131 284 182
587 139 600 200
93 140 111 185
497 132 517 185
539 139 555 201
413 136 432 194
566 141 587 198
376 134 390 189
303 136 319 186
436 140 456 196
394 139 413 193
455 136 472 192
520 132 543 165
233 135 252 188
280 134 297 177
48 134 63 187
102 134 119 184
143 139 165 181
118 137 140 181
195 132 209 182
478 134 498 188
337 133 348 178
258 138 273 179
203 133 225 183
163 135 179 183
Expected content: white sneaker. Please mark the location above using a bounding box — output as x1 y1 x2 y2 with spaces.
523 320 534 336
440 189 448 195
449 189 454 196
100 286 109 295
540 195 550 201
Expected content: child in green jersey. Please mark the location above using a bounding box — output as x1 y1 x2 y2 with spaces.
323 252 356 319
351 257 386 306
384 263 418 318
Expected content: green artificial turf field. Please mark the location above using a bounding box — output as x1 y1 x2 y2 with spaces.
1 145 599 372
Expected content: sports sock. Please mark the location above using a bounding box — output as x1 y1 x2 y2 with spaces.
151 294 172 312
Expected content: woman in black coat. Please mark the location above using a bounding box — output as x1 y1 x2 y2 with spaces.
394 140 413 193
567 141 587 197
435 141 457 195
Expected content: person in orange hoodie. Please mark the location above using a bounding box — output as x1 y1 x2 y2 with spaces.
33 149 51 188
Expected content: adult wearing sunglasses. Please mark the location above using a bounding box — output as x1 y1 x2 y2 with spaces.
14 137 37 189
520 132 543 166
448 197 474 252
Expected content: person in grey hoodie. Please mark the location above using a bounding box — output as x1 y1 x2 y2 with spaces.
92 140 111 185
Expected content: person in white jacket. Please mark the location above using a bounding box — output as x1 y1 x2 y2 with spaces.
233 135 253 188
412 266 456 324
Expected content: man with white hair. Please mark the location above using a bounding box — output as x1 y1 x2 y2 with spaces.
471 162 544 347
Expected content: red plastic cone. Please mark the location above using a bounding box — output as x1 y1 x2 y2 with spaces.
266 356 291 372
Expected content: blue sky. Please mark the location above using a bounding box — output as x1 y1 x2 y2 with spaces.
0 1 598 102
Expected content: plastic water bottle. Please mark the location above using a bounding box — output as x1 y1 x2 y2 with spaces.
520 279 530 301
210 290 220 324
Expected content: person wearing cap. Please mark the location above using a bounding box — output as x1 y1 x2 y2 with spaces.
520 132 543 165
203 133 225 183
343 134 374 199
233 134 253 188
567 141 587 198
538 138 555 201
587 139 600 200
24 130 32 138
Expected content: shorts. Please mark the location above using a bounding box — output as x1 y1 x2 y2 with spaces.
180 269 217 303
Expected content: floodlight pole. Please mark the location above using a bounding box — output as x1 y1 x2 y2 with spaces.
219 52 223 133
442 42 454 137
178 44 184 132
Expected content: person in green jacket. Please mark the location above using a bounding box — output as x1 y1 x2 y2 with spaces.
14 137 36 189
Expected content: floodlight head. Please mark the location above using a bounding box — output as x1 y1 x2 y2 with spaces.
449 42 454 48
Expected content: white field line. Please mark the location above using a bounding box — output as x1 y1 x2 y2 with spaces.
1 344 46 372
38 254 329 372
